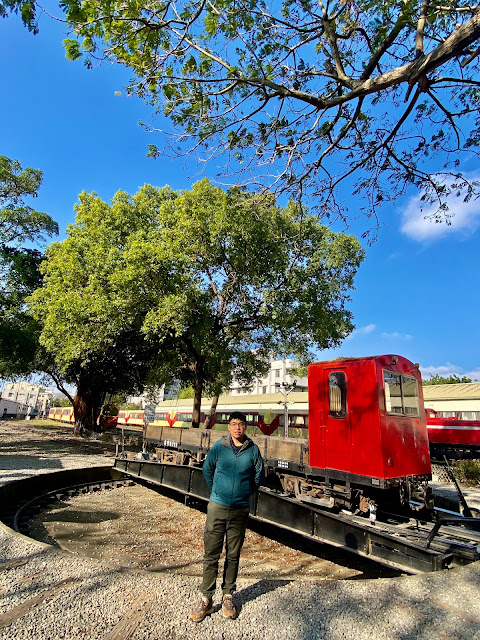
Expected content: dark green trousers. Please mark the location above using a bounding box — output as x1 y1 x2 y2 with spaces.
200 501 249 598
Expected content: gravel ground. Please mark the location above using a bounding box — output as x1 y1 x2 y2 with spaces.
1 422 480 640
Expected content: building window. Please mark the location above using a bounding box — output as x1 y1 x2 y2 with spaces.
262 386 267 394
275 369 281 378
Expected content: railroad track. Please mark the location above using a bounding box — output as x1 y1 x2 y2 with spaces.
1 461 480 577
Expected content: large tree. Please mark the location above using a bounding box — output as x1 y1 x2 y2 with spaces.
28 185 176 433
30 179 363 429
114 178 364 426
4 1 480 230
0 155 58 377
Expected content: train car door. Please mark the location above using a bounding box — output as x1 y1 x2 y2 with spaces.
323 368 351 473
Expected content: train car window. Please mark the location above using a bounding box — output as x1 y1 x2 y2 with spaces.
177 413 192 422
384 372 419 416
328 372 347 418
402 376 420 416
384 372 402 414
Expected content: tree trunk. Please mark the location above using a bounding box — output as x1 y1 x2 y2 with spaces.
192 360 204 428
72 380 106 436
203 395 219 429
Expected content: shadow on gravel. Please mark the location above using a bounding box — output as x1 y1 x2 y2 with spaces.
272 565 480 640
40 509 120 524
235 579 292 615
0 455 63 471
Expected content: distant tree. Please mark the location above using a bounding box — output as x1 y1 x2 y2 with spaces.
423 374 474 385
178 386 195 400
4 2 480 230
120 402 142 410
51 396 72 407
0 155 58 378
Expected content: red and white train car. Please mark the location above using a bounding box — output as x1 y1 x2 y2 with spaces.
426 408 480 458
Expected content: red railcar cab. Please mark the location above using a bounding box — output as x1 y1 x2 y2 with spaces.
308 355 431 483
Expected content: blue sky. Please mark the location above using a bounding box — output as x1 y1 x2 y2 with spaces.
2 12 480 381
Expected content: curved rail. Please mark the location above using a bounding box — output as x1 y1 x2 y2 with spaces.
0 466 124 533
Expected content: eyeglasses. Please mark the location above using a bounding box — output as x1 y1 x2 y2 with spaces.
229 421 246 427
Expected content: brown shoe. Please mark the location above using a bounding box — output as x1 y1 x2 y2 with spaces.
189 597 214 622
222 594 237 619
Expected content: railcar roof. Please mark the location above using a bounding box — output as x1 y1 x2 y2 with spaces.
422 383 480 400
155 391 309 409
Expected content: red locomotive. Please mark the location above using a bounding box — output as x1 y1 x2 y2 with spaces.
277 354 432 512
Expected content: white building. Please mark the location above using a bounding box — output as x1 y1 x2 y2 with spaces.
126 383 179 409
1 381 54 417
228 358 308 396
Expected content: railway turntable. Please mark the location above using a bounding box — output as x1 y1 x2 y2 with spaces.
114 354 480 575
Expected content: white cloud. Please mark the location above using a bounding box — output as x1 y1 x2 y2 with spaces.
420 362 480 381
381 331 412 340
400 174 480 242
345 323 376 340
463 369 480 382
420 362 462 378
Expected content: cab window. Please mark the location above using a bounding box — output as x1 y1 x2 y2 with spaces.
328 372 347 418
384 371 419 416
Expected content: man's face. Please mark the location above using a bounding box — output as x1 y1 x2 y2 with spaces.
228 419 247 441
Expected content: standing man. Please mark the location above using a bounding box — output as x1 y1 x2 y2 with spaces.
189 411 265 622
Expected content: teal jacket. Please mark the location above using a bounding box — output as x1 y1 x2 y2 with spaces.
202 435 265 509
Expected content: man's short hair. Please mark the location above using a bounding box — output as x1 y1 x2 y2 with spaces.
229 411 247 424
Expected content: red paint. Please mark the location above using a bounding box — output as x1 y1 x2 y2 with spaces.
426 409 480 447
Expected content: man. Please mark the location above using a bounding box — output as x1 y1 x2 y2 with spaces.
189 411 265 622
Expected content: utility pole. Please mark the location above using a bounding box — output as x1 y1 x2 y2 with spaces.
279 380 297 437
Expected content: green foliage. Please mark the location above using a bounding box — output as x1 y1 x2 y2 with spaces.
178 386 195 399
120 402 142 410
28 184 178 430
29 178 363 426
0 156 58 378
423 374 474 385
4 0 479 228
112 178 363 418
51 397 72 407
453 459 480 486
0 156 58 247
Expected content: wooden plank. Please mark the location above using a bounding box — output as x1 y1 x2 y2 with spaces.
103 591 155 640
180 429 204 447
0 577 82 630
145 425 163 441
432 598 480 625
161 427 183 443
265 437 307 463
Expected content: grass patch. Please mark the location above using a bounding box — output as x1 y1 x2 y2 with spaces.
453 459 480 485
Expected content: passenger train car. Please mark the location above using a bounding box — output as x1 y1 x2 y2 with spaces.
426 408 480 458
48 404 119 429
